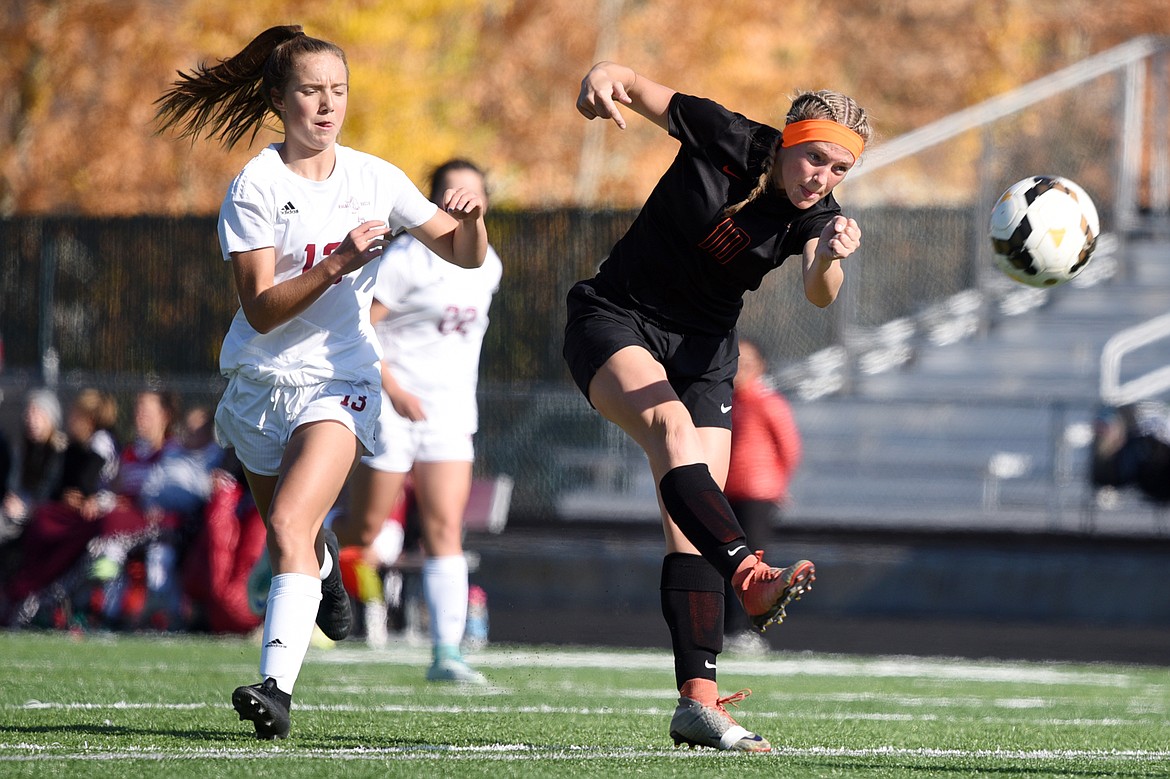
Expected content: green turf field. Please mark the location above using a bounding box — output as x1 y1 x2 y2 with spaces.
1 630 1167 777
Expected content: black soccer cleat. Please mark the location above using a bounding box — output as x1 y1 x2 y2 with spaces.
232 677 291 740
316 528 352 641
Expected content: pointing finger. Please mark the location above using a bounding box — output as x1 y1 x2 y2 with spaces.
602 97 627 130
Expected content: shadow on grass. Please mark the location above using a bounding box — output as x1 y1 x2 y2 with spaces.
0 723 239 742
0 723 468 749
792 757 1164 778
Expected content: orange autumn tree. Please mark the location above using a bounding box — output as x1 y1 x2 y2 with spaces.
0 0 1163 214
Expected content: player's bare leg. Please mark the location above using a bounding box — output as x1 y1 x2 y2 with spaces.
233 421 360 738
336 465 409 646
414 460 485 684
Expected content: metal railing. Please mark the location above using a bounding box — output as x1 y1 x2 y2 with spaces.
849 35 1170 232
1101 312 1170 405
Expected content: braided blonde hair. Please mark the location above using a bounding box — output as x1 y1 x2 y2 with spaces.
723 89 871 217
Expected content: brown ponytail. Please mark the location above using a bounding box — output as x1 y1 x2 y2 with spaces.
154 25 347 149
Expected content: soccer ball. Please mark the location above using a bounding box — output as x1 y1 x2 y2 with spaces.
988 175 1100 287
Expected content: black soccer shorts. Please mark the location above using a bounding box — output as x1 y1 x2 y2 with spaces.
562 279 738 430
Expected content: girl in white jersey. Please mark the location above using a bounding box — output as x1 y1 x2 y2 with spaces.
155 25 487 740
334 160 501 684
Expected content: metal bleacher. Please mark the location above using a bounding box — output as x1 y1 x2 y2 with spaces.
775 36 1170 537
546 236 1170 535
784 237 1170 536
512 37 1170 539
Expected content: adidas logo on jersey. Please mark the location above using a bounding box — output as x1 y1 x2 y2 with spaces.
280 201 299 215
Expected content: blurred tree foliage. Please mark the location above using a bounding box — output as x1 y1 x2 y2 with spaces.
0 0 1165 214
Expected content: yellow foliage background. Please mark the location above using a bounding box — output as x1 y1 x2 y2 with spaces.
0 0 1165 214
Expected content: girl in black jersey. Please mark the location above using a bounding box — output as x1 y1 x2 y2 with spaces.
564 61 870 752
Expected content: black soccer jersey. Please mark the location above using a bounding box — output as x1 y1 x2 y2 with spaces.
592 93 840 336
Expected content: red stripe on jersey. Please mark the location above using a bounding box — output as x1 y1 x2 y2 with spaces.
699 218 751 264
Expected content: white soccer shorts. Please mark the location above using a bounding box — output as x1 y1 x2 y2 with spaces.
215 373 381 476
363 395 474 473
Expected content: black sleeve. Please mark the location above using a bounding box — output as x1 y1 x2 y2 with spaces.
668 94 754 165
668 93 781 180
799 210 837 246
786 192 844 254
29 447 65 503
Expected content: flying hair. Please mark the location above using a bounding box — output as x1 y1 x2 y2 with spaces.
154 25 348 149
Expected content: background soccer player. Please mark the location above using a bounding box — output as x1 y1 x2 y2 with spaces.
336 159 502 684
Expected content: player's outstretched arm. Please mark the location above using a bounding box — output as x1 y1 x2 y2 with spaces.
408 190 488 270
232 220 391 333
576 61 676 131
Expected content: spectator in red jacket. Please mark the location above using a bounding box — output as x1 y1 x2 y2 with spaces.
0 388 119 626
723 338 802 652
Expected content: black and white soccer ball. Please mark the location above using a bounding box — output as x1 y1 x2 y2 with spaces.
988 175 1100 287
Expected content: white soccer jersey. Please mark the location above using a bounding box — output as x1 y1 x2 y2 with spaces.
372 235 502 433
217 144 438 387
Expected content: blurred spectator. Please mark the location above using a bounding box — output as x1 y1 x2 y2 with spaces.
722 339 802 654
2 389 68 532
56 388 121 516
0 397 12 538
140 405 226 628
0 394 15 579
140 406 224 518
107 389 184 512
92 388 189 630
0 388 11 514
2 390 243 626
1091 401 1170 504
182 449 266 635
0 388 119 627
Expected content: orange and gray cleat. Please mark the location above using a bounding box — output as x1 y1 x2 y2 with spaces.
669 689 771 752
732 552 815 631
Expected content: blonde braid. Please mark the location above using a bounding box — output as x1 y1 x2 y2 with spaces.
786 89 872 143
722 89 871 218
723 137 780 217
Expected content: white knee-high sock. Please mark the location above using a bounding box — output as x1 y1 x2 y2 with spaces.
258 573 322 694
423 555 469 650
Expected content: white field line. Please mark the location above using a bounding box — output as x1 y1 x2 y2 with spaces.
2 645 1151 688
4 700 1157 727
1 743 1169 763
316 647 1145 688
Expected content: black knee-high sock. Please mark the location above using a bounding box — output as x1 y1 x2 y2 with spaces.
659 463 753 579
661 553 725 690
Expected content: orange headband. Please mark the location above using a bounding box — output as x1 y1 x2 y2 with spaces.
781 119 865 161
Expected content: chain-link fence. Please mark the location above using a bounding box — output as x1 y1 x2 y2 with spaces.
2 39 1167 527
